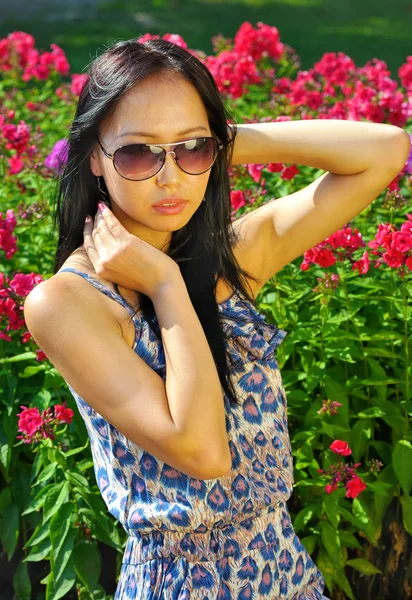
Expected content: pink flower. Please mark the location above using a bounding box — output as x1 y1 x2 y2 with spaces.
8 155 23 174
234 21 284 63
2 120 30 154
325 482 338 494
230 190 246 210
162 33 188 49
345 476 367 499
267 163 283 173
17 406 43 436
44 138 69 174
317 399 343 415
9 272 43 297
330 440 352 456
247 164 265 183
352 250 370 275
281 164 300 180
70 73 88 96
54 401 74 424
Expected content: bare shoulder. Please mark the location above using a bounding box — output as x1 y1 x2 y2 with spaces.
26 246 137 348
228 212 272 300
24 267 122 338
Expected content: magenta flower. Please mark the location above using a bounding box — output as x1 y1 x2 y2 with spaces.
44 138 69 174
407 134 412 174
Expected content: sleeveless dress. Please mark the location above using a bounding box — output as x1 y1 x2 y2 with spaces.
58 267 328 600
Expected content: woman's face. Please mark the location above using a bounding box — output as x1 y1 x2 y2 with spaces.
90 72 213 251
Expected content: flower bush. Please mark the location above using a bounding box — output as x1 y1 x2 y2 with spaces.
0 27 411 600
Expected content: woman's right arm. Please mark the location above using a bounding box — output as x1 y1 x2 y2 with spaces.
23 272 232 480
151 273 232 474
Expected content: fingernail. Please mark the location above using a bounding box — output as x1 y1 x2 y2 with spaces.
85 215 91 222
98 202 107 212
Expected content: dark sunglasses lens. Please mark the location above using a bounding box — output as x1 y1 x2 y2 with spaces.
114 144 162 180
113 138 219 180
176 138 218 174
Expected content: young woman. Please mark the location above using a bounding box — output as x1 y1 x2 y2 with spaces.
23 38 410 599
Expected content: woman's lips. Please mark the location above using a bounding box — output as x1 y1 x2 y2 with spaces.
152 201 188 215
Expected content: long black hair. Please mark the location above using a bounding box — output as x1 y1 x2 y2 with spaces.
53 38 260 407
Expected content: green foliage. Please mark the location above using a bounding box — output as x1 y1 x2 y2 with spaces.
0 25 411 600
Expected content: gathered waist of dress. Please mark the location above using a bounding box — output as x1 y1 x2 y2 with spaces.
122 500 295 565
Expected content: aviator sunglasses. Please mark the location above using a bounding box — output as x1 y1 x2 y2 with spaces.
96 136 224 182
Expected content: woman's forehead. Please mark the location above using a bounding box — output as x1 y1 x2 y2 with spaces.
102 77 210 140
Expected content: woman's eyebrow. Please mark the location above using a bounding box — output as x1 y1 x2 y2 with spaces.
118 126 209 139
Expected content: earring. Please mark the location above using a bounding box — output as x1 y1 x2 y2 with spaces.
97 176 110 207
202 196 206 203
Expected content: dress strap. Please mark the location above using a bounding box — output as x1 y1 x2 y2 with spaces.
58 267 137 318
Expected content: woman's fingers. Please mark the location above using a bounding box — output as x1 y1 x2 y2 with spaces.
83 214 103 271
96 204 128 243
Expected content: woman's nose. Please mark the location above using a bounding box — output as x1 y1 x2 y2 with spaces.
157 150 181 181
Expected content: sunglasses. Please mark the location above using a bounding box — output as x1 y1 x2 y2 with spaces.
96 136 223 182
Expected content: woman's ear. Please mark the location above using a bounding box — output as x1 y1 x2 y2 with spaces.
90 145 103 177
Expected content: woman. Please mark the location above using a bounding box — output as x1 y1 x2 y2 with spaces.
23 38 410 599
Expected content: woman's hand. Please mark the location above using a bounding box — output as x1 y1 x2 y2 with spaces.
83 204 180 298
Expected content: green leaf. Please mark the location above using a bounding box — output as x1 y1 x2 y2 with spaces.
24 519 51 550
357 407 385 418
323 493 340 530
392 440 412 496
63 439 90 458
293 504 320 533
79 508 122 552
49 503 74 565
320 521 340 564
0 503 20 560
65 471 89 488
351 419 372 463
370 441 392 465
300 534 318 555
43 482 70 524
45 558 76 600
340 507 379 547
13 560 31 600
33 463 58 487
346 558 382 575
0 486 12 516
316 547 335 595
400 496 412 536
0 351 37 363
72 541 101 592
361 377 402 386
22 483 58 516
333 567 355 600
338 530 361 549
52 529 76 584
21 365 47 378
23 537 52 563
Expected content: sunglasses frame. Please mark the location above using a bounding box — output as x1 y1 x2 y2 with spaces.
96 136 224 181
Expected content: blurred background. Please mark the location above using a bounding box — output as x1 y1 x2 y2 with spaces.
0 0 411 75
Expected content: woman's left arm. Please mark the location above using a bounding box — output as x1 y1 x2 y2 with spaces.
226 120 411 295
230 119 411 173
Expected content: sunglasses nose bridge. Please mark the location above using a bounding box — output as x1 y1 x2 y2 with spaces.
161 149 182 170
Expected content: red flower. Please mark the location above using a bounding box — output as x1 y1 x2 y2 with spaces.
70 73 88 96
8 155 23 175
281 164 300 180
345 476 367 498
54 401 74 424
230 190 246 210
330 440 352 456
267 163 283 172
17 406 43 436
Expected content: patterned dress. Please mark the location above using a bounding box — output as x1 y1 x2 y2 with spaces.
59 267 328 600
